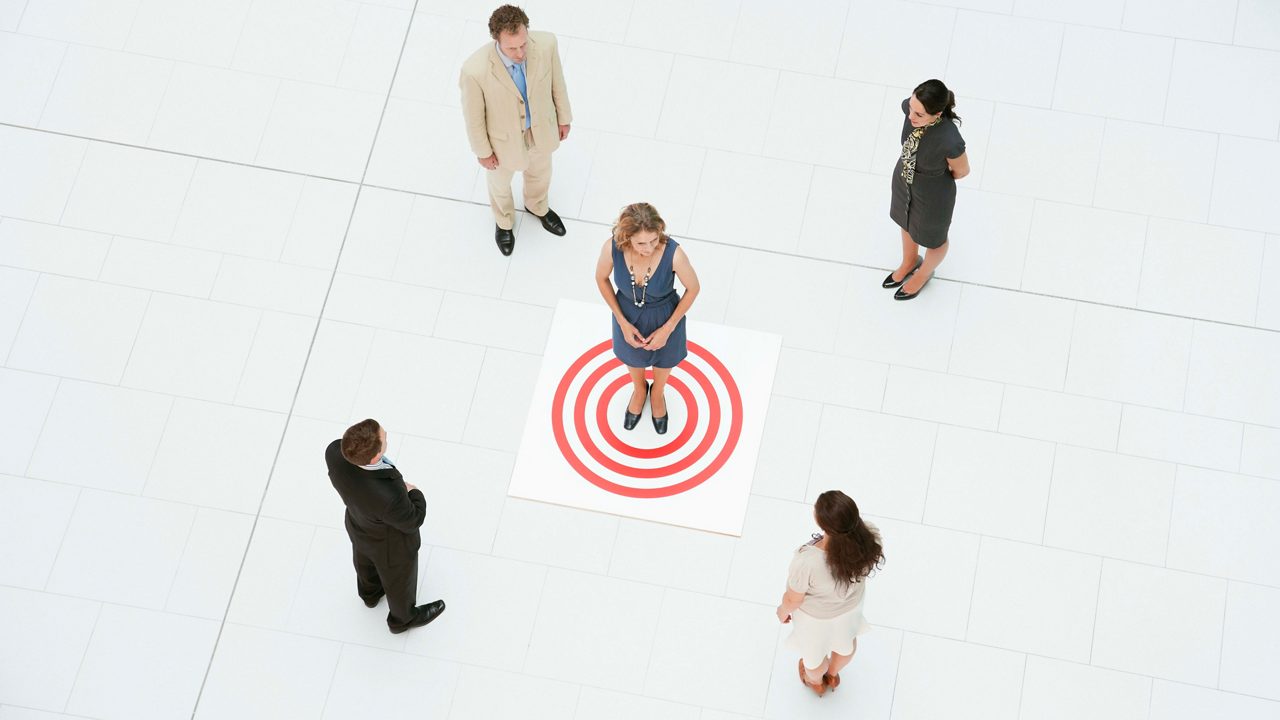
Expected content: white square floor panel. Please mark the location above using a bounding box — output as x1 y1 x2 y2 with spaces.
509 300 780 535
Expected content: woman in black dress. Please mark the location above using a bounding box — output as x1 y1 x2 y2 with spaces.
885 79 969 300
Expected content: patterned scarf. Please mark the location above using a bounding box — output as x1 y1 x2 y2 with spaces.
900 115 943 185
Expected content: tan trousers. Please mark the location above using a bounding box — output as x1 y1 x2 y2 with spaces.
486 128 552 230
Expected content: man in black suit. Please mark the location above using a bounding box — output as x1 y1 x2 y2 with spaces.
326 418 445 634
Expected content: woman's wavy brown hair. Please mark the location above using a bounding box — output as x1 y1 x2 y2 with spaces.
815 490 884 585
611 202 669 251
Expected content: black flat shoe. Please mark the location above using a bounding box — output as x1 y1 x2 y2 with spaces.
362 592 384 608
530 207 567 236
623 382 649 431
894 273 933 301
389 599 446 634
495 226 515 256
882 255 923 289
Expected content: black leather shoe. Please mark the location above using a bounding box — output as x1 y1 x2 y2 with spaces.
389 599 446 634
894 273 933 301
362 592 384 608
652 385 668 434
623 382 649 431
652 413 668 434
495 226 515 256
882 256 923 289
530 207 567 236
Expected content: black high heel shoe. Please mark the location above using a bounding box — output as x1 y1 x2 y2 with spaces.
882 255 923 289
651 387 668 435
894 272 933 301
623 382 649 431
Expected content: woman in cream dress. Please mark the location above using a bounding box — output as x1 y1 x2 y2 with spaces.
776 490 884 696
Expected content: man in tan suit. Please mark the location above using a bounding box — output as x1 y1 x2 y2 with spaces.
460 5 572 256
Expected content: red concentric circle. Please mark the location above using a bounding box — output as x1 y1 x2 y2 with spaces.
595 373 700 459
550 340 744 499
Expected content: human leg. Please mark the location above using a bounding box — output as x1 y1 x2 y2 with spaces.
889 228 922 282
626 366 647 414
486 166 517 230
521 140 553 217
352 544 384 607
650 367 672 418
824 638 858 688
901 240 948 294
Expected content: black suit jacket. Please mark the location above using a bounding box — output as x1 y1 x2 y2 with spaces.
325 439 427 563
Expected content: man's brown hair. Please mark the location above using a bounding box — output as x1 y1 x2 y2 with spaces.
341 419 383 465
488 4 529 39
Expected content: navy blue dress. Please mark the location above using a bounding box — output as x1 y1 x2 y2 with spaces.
611 238 688 369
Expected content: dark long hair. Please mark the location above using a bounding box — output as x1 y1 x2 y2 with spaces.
815 490 884 585
913 78 961 125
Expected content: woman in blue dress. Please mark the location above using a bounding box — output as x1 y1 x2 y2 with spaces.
594 203 700 434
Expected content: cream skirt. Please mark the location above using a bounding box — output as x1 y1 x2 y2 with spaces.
786 605 870 669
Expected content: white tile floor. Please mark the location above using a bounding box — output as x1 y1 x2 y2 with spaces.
1 1 1278 718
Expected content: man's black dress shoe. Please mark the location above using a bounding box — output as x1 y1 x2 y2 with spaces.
530 207 567 236
495 226 515 256
389 599 446 634
894 273 933 301
623 382 649 431
882 256 923 289
362 592 384 608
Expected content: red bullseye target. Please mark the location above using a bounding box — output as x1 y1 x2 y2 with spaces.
551 340 744 498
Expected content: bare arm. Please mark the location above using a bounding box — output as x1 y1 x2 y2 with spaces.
641 246 699 351
948 151 970 180
595 240 643 348
777 587 805 623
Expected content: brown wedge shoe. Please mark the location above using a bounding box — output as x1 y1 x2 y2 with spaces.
823 672 841 692
799 660 827 697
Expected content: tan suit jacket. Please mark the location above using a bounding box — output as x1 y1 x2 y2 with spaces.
459 31 573 172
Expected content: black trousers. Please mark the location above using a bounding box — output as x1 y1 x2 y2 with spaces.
346 519 419 630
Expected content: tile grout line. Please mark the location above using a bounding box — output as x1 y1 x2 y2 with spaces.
60 601 105 714
1 272 42 368
1163 469 1179 568
1059 302 1079 392
142 61 180 146
829 0 855 77
136 395 177 501
114 291 154 387
248 80 284 165
228 307 265 401
885 631 908 720
53 138 89 225
39 483 82 592
1134 215 1151 307
316 641 347 719
917 422 943 525
454 344 489 443
188 5 423 714
1087 558 1104 663
1251 237 1267 327
1214 580 1231 688
158 503 201 612
1013 652 1029 720
1039 445 1057 546
22 377 61 477
1159 39 1177 125
34 42 70 129
961 534 985 639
